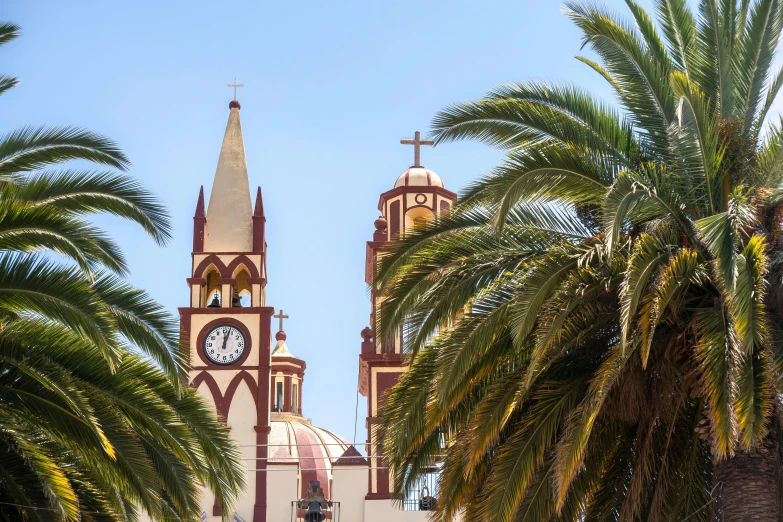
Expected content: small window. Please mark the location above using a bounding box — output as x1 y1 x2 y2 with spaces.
276 382 283 412
292 383 299 414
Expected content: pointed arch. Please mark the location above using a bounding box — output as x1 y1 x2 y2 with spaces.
224 370 258 417
191 371 225 419
194 254 261 279
191 370 258 420
194 254 228 278
226 255 260 279
231 262 251 279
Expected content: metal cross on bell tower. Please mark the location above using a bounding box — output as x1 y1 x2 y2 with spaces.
274 309 289 332
227 77 244 100
400 130 434 168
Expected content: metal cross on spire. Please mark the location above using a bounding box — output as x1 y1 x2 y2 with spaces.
227 77 244 100
400 130 434 168
274 309 289 332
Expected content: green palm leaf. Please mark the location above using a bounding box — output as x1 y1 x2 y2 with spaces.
655 0 696 75
12 170 172 245
0 126 130 177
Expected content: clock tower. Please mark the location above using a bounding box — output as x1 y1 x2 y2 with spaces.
179 98 275 522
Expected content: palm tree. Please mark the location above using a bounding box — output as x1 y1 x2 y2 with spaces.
375 1 783 521
0 23 244 521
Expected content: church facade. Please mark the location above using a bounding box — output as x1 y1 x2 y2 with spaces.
176 98 454 522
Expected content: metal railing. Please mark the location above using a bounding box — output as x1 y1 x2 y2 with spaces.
403 472 439 512
290 501 340 522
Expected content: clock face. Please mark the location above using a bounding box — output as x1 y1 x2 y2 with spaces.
203 324 247 365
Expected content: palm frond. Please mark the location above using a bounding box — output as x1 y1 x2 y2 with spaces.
734 0 783 129
431 81 635 163
564 1 675 152
474 378 584 522
0 253 118 367
0 126 130 177
554 342 635 508
638 248 705 364
669 70 725 213
0 75 19 96
620 227 677 350
693 0 733 114
12 170 172 245
655 0 696 75
0 22 20 47
695 304 739 459
732 236 771 449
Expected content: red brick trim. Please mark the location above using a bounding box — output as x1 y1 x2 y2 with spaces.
190 370 258 419
271 356 306 370
192 253 261 279
226 255 260 279
377 185 457 211
365 493 401 500
179 307 271 317
191 372 225 418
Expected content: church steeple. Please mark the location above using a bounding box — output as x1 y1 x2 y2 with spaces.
204 103 253 252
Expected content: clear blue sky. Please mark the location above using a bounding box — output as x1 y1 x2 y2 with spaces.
3 0 750 445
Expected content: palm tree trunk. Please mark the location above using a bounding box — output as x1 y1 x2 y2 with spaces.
713 431 780 522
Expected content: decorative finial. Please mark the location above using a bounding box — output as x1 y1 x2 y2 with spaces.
276 330 287 341
361 327 373 341
194 186 206 218
254 187 265 217
374 216 387 231
400 130 434 168
227 77 244 109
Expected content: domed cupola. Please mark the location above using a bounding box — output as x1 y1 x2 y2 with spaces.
372 130 457 240
394 166 444 188
268 420 356 499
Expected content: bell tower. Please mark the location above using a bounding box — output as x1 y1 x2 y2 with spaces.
179 97 275 522
359 132 456 501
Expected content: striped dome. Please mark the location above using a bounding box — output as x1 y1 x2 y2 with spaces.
268 419 350 498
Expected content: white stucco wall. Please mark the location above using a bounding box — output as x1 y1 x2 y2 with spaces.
219 381 257 522
332 467 368 522
267 465 299 522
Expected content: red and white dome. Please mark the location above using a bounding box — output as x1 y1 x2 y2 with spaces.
394 166 444 188
268 419 354 498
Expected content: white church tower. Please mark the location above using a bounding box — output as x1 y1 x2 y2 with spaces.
180 96 275 522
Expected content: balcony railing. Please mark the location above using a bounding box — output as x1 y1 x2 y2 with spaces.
289 501 340 522
403 471 439 512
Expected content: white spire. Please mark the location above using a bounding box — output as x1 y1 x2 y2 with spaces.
204 106 253 252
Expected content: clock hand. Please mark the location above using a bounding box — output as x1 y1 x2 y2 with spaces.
222 330 229 351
